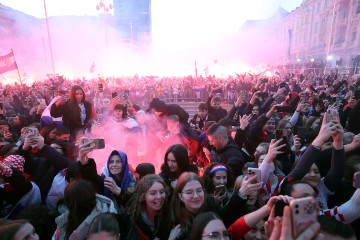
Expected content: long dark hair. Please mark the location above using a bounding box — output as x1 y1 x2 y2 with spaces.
170 172 205 234
64 180 96 238
163 144 190 177
0 219 30 240
190 212 220 240
88 213 119 239
69 85 86 103
202 163 232 194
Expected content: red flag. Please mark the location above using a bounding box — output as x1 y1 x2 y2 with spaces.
0 51 17 74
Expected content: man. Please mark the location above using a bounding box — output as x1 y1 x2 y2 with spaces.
206 123 247 179
206 94 228 122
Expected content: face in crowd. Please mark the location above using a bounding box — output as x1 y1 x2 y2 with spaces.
212 170 227 187
108 154 123 177
179 179 205 214
145 181 166 213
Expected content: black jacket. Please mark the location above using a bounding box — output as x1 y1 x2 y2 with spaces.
212 139 247 178
50 100 93 135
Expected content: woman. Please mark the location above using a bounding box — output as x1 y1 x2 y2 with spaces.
190 212 230 240
202 163 233 206
118 174 171 239
50 85 95 137
170 172 252 240
283 112 345 212
0 219 39 240
54 179 117 240
159 144 197 189
77 143 135 210
100 150 136 210
87 213 120 240
39 124 57 145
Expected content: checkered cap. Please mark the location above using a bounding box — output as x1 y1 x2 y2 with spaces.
2 155 25 173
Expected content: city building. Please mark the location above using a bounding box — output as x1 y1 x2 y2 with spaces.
113 0 151 45
276 0 360 72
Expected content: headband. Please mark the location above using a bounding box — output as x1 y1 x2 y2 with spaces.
210 165 227 175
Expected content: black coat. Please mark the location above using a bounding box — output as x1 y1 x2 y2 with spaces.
50 100 93 135
212 139 247 178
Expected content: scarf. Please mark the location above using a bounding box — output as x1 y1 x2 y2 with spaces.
195 115 208 130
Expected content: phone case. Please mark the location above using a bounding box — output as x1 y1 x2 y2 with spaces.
327 109 338 123
247 168 261 183
290 197 318 238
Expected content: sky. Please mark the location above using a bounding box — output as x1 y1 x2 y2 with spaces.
0 0 304 78
1 0 303 18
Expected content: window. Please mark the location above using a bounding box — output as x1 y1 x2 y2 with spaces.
357 1 360 14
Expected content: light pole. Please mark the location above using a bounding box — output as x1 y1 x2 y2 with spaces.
96 0 113 53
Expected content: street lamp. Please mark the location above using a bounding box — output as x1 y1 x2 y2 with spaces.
327 55 333 61
96 0 113 53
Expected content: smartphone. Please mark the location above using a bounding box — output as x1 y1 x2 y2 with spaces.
297 127 307 142
290 197 318 238
353 172 360 188
279 82 286 88
81 137 105 149
275 129 284 140
275 200 289 217
28 127 39 135
112 92 118 99
327 109 338 123
123 90 129 99
214 185 226 195
247 167 261 184
0 102 3 110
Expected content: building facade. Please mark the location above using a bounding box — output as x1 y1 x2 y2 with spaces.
113 0 151 45
276 0 360 69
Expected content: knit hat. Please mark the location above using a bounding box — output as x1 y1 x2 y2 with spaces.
148 98 167 113
2 155 25 173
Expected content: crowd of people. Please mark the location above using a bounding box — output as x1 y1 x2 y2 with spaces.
0 70 360 240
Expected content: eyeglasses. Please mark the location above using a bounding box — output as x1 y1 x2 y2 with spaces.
182 188 204 197
202 231 231 240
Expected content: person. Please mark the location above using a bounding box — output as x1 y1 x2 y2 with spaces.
206 123 247 180
189 103 214 134
134 162 155 182
190 212 230 240
118 174 171 239
159 144 198 190
282 111 345 211
0 155 41 219
77 143 136 211
50 85 95 138
169 172 253 240
202 163 233 206
206 94 227 122
54 179 117 240
87 213 120 240
0 219 39 240
39 124 57 145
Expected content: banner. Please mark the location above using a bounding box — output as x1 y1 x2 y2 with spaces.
0 51 17 74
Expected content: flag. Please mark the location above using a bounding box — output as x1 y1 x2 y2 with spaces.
203 66 209 76
40 96 63 128
0 51 17 74
195 61 198 78
90 62 95 73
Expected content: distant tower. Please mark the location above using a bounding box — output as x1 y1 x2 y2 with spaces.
113 0 151 45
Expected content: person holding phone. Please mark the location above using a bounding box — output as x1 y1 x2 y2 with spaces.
202 163 232 206
50 85 96 138
77 142 136 211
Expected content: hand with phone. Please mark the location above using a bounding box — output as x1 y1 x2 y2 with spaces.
213 185 227 203
239 175 262 198
269 204 323 240
263 138 287 164
104 176 121 196
78 138 95 164
312 111 338 149
23 133 40 150
55 96 68 106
